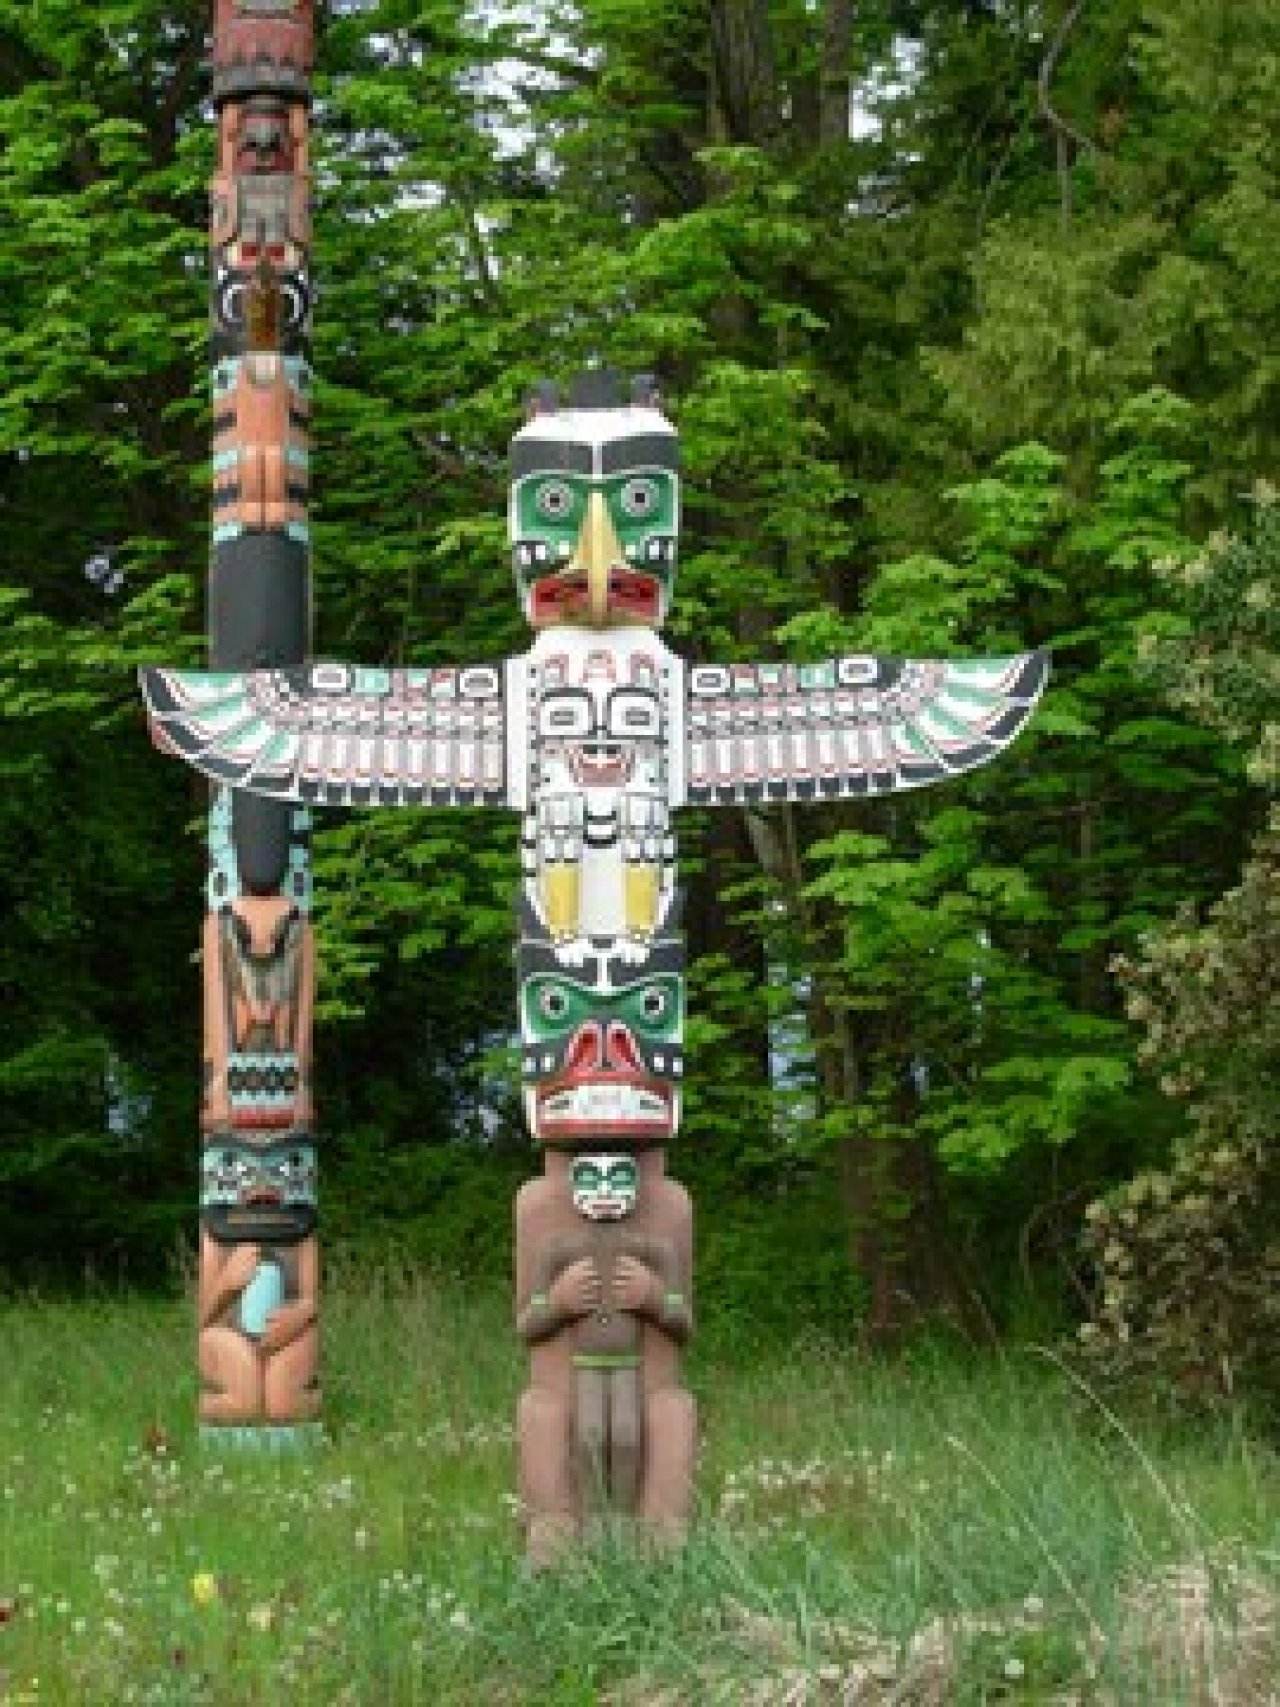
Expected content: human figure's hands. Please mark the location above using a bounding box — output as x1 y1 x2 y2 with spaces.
221 1242 261 1292
612 1254 660 1314
548 1257 602 1318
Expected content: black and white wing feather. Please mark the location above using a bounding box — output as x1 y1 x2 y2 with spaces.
139 662 511 807
680 651 1049 805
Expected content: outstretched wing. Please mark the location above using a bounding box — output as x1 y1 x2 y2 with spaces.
680 651 1049 806
139 661 512 808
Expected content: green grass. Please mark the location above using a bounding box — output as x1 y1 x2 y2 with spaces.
0 1256 1276 1705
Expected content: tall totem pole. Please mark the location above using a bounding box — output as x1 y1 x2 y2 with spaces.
141 10 1049 1537
179 0 318 1446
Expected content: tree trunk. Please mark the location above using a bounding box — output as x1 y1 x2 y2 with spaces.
819 0 854 147
700 0 981 1346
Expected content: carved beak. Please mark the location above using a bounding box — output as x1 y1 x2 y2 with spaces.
574 491 623 626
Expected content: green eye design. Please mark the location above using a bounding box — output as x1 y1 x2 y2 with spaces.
524 977 592 1039
616 976 681 1039
605 1161 637 1191
536 480 575 520
620 478 658 517
572 1162 602 1190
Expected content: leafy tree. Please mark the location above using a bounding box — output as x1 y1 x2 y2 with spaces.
1082 491 1279 1404
932 0 1280 518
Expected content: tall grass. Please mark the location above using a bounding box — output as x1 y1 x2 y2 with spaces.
0 1257 1275 1704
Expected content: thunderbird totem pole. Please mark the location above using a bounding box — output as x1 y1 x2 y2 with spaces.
141 2 1048 1547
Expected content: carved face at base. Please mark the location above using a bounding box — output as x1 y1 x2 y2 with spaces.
509 373 679 630
571 1153 638 1220
518 898 684 1146
201 1139 317 1243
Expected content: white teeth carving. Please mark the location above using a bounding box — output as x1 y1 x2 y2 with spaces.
539 1085 668 1123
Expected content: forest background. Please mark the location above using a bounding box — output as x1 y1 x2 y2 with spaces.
1 0 1276 1403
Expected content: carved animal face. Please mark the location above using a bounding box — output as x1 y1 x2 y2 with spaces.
509 379 679 629
518 902 684 1145
570 1153 638 1220
201 1139 317 1243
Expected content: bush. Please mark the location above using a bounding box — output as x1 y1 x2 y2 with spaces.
1081 811 1279 1405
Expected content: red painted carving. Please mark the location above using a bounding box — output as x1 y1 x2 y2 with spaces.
213 1 315 100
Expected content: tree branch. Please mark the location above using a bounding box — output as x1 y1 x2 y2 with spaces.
1037 0 1097 231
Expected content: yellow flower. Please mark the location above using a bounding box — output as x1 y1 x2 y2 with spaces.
191 1571 219 1607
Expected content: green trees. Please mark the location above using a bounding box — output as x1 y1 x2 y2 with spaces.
0 0 1273 1358
1083 494 1279 1401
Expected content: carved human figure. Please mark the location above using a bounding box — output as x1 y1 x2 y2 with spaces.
515 1146 695 1566
198 1139 320 1424
202 892 314 1132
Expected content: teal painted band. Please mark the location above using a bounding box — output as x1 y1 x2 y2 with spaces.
663 1291 685 1306
572 1354 641 1369
199 1423 325 1453
530 1292 548 1306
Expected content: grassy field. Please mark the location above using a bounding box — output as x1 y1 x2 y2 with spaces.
0 1256 1275 1706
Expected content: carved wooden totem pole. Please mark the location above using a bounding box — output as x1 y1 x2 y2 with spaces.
140 7 1048 1528
151 0 319 1446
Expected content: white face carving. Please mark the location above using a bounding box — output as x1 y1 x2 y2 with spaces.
570 1152 639 1220
532 634 666 806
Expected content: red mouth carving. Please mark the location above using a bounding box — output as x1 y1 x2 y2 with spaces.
568 745 633 788
231 1108 293 1130
529 570 661 627
244 1188 283 1208
533 1023 674 1138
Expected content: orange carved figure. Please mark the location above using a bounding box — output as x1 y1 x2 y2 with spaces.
515 1146 695 1566
199 1228 319 1424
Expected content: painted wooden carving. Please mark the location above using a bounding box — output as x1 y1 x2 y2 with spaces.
150 0 320 1446
141 4 1049 1530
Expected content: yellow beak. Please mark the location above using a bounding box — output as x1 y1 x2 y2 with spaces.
574 491 623 626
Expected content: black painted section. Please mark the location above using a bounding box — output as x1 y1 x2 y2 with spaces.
570 369 622 409
210 533 309 670
600 435 679 474
232 790 293 894
212 532 309 897
511 439 594 478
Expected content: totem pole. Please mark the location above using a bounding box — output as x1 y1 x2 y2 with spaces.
142 357 1047 1540
163 0 319 1446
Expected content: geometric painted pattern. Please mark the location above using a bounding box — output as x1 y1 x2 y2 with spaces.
141 648 1049 815
682 651 1050 806
141 662 508 807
